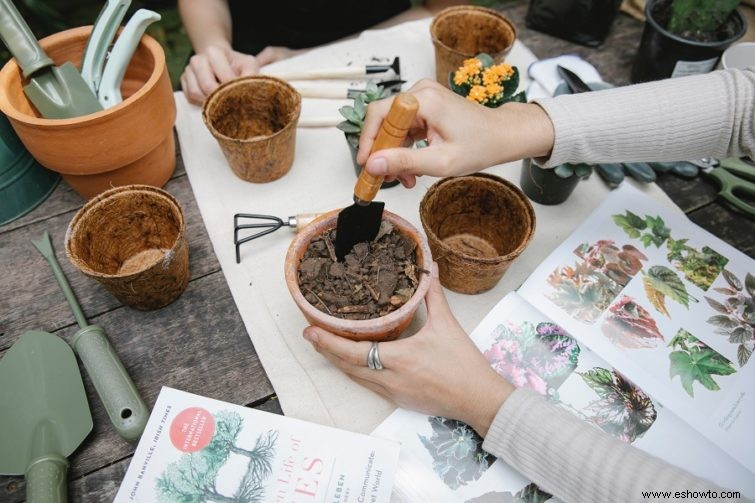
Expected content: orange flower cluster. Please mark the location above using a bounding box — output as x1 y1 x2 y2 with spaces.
453 57 515 105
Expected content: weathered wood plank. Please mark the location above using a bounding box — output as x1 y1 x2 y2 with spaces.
688 201 755 258
655 173 719 213
0 131 186 235
0 272 274 502
0 174 219 351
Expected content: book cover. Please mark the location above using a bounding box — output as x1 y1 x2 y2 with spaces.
115 387 399 503
373 185 755 501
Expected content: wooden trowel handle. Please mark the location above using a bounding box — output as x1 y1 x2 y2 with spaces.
353 93 418 204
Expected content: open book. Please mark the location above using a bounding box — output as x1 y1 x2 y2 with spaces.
115 387 399 502
373 185 755 502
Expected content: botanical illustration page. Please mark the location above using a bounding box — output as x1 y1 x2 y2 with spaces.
115 387 399 503
372 294 754 502
518 184 755 476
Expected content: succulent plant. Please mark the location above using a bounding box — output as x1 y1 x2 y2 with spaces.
668 0 741 36
336 81 389 143
553 163 593 180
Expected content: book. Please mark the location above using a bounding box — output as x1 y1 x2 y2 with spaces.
372 185 755 502
115 387 400 502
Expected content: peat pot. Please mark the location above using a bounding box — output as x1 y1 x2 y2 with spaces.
285 209 433 342
420 174 535 294
430 6 516 87
0 26 176 199
203 76 301 183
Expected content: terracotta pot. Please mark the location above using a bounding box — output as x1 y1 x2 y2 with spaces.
66 185 189 310
420 174 535 294
203 76 301 183
285 209 433 342
0 26 176 199
430 6 517 86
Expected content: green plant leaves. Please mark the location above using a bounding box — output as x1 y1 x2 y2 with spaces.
336 121 361 134
596 163 626 187
353 93 366 117
476 52 496 68
612 211 668 247
668 329 736 397
746 272 755 298
668 0 741 35
338 105 362 125
723 269 742 291
643 265 698 309
554 164 575 178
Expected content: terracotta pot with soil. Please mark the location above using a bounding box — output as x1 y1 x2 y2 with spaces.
430 6 516 87
66 185 189 310
0 26 176 199
285 209 433 342
420 174 535 294
203 76 301 183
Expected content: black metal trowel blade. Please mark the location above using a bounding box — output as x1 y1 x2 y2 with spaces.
335 201 385 261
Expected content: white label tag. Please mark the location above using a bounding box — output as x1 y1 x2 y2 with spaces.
671 57 720 77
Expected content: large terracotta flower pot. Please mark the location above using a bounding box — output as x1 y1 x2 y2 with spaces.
0 26 176 199
285 209 433 342
430 6 516 87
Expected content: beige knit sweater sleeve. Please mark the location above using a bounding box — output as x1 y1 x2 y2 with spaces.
482 389 750 503
532 68 755 168
480 69 755 502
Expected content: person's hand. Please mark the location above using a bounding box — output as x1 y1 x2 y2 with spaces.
302 263 514 437
357 79 555 188
180 44 303 105
181 44 260 105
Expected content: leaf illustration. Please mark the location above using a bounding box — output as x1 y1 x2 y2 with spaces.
643 277 669 317
713 287 739 296
707 314 738 330
643 266 698 308
668 330 737 397
729 327 750 344
705 296 730 314
738 345 753 367
746 272 755 298
602 296 664 348
723 269 742 291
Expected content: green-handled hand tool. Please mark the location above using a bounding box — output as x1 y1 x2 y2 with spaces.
0 330 93 503
32 231 149 442
0 0 103 118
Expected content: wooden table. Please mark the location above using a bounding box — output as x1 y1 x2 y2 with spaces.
1 2 753 501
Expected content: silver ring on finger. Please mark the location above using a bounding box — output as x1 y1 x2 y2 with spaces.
367 342 383 370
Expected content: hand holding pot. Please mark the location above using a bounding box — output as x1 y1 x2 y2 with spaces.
302 263 513 436
358 79 554 187
181 44 261 105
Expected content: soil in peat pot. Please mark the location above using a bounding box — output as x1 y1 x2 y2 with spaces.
297 221 427 320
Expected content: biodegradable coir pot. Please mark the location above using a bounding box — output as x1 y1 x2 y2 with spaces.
420 174 535 294
66 185 189 310
0 26 176 199
430 6 516 86
284 209 433 342
203 76 301 183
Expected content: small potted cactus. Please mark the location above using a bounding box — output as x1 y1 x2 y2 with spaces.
336 81 399 188
631 0 746 83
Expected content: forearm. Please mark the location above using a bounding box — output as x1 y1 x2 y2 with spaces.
482 389 742 503
178 0 233 52
532 68 755 167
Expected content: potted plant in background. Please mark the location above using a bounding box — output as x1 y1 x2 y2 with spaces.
520 160 594 205
631 0 746 83
448 53 526 106
336 81 400 188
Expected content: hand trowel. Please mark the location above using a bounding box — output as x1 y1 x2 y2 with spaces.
32 231 149 442
335 92 418 260
0 330 93 503
0 0 103 119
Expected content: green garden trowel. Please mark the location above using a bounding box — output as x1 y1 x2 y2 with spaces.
0 0 103 118
32 231 148 442
0 330 93 503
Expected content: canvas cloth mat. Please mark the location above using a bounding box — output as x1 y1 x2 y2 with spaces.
174 18 678 434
